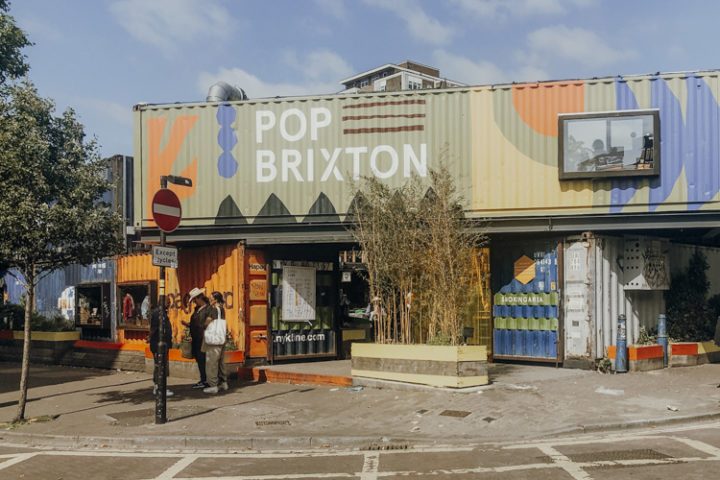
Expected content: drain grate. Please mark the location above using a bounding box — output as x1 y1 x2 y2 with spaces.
255 420 291 427
439 410 471 418
568 449 671 463
364 443 410 451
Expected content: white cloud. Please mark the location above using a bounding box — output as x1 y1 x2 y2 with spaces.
433 50 550 86
198 49 353 99
362 0 453 46
314 0 348 19
283 49 354 81
524 25 636 68
18 16 63 42
76 98 132 128
198 68 343 99
450 0 596 18
109 0 232 55
433 50 510 84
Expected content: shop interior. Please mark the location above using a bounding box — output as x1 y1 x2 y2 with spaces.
75 283 111 332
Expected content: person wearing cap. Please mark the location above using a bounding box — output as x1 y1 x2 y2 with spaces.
182 287 211 389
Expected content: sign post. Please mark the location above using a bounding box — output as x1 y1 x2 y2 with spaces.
152 179 189 425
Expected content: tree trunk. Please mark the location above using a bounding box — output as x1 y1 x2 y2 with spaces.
15 265 34 422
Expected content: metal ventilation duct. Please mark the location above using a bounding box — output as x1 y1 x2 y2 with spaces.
206 81 247 102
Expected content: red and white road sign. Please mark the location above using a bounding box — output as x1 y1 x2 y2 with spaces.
152 189 182 233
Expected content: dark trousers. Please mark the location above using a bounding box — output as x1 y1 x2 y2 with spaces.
192 344 207 383
152 353 169 385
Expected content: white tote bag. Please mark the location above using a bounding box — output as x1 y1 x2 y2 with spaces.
204 306 227 346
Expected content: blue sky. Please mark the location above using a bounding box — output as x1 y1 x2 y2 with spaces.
9 0 718 157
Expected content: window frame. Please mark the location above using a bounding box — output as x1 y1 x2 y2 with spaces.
557 109 661 181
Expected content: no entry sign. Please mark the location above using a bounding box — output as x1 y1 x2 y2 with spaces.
152 189 182 233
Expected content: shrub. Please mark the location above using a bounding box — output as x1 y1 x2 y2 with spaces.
664 250 716 341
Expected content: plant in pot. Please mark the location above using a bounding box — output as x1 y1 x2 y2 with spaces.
349 164 489 388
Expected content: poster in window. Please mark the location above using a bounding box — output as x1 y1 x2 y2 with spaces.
281 266 316 321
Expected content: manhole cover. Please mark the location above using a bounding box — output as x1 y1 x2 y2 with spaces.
255 420 291 427
439 410 471 418
568 449 671 463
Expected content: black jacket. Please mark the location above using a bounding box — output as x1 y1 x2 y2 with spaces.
149 307 173 354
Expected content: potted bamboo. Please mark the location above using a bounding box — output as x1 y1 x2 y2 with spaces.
349 166 489 388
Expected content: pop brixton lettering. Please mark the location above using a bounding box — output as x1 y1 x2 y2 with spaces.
254 108 428 183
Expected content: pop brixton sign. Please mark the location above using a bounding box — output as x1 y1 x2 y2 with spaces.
254 106 428 183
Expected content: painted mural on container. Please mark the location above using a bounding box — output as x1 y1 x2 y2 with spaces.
134 71 720 228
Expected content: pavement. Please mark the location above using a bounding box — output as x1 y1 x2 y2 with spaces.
0 361 719 451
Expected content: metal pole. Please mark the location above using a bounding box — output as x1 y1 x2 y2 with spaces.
615 314 628 373
155 177 168 424
657 313 668 368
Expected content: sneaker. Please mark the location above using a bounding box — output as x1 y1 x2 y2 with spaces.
220 382 229 391
153 386 174 397
192 381 208 389
203 386 219 394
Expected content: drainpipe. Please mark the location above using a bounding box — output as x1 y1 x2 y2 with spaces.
615 314 628 373
657 314 668 367
206 81 247 102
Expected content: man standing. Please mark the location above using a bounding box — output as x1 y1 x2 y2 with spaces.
182 288 211 389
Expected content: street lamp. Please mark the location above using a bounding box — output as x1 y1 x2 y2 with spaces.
155 175 192 425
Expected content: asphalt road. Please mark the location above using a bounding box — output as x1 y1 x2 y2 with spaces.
1 421 719 479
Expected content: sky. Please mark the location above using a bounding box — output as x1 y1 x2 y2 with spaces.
8 0 719 157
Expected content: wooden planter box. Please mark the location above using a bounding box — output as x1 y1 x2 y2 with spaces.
13 330 80 341
351 343 489 388
699 341 720 364
670 342 701 367
0 330 81 365
607 344 664 372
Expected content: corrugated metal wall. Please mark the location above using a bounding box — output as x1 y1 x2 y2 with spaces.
593 236 665 358
135 71 720 228
3 269 66 319
117 245 246 349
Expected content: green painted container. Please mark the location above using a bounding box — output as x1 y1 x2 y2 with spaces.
494 317 507 329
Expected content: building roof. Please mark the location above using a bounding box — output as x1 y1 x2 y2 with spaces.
339 61 465 87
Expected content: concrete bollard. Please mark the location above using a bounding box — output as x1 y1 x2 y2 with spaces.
615 314 628 373
657 313 668 367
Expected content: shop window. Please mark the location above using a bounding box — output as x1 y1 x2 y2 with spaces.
269 260 337 359
118 282 156 330
558 109 660 180
75 283 111 329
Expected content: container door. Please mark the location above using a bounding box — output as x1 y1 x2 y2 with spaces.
563 238 593 361
491 241 561 362
246 251 269 359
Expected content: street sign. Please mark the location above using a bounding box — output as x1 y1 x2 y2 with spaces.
152 189 182 233
152 245 178 269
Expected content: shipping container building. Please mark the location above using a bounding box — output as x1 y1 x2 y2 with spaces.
131 70 720 367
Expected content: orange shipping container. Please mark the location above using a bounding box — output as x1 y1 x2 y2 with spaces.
116 243 247 350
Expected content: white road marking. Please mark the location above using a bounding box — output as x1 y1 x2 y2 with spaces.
155 454 199 479
672 436 720 457
0 452 38 471
360 452 379 480
536 445 592 480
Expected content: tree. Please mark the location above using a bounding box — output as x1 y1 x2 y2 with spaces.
0 81 124 422
0 1 31 85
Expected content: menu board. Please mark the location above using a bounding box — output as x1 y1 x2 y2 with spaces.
281 266 316 321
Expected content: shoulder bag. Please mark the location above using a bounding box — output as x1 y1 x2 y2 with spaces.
204 306 227 346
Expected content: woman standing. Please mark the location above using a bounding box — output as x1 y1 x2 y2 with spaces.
182 288 211 389
203 291 228 394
